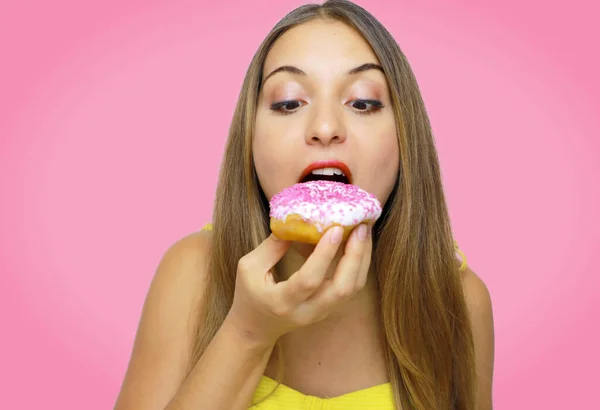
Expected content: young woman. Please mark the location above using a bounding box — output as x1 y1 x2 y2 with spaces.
114 1 495 409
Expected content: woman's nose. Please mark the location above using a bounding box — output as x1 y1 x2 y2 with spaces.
304 104 347 146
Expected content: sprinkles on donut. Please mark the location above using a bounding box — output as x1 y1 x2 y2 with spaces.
269 181 382 244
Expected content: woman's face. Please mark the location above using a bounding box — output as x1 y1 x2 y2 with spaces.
253 19 399 207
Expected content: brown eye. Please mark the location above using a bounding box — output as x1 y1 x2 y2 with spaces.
270 100 305 113
352 101 368 110
348 99 384 113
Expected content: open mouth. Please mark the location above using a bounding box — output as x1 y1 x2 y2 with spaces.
300 167 350 184
299 161 353 184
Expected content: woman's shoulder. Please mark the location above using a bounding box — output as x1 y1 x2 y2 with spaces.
113 227 214 408
139 226 215 339
148 225 215 323
459 265 492 313
459 264 495 407
455 244 492 323
157 227 213 274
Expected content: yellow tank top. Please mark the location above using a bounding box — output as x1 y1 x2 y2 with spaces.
250 375 394 409
201 223 468 409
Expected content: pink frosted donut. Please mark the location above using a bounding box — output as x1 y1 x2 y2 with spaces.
269 180 382 244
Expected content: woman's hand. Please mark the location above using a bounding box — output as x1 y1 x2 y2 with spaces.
225 224 372 348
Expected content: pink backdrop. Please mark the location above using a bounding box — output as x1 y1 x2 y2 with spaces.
1 1 598 408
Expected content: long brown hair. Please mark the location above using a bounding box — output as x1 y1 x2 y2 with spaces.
187 1 476 408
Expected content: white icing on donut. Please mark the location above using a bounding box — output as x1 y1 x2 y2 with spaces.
269 181 382 232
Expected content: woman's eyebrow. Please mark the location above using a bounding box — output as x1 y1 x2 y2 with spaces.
261 63 384 86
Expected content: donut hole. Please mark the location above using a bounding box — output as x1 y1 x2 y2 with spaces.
300 173 350 184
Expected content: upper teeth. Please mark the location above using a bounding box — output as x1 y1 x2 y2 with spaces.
311 167 346 176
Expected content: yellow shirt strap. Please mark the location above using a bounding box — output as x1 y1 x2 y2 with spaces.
454 240 468 271
202 223 213 231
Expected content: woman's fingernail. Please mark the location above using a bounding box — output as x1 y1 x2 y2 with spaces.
367 225 372 237
330 226 343 244
357 224 367 241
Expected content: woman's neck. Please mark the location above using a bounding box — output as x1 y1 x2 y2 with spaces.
265 242 387 389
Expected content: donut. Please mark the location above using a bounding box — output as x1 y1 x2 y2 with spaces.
269 180 382 244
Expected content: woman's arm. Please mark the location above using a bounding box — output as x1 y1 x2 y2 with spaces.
462 267 495 410
165 317 275 409
113 231 273 410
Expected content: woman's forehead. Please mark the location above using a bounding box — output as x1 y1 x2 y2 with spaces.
263 19 380 76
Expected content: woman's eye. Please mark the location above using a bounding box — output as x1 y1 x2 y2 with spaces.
349 99 384 113
269 99 384 115
270 100 304 113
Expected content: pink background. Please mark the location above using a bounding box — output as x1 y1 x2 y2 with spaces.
1 0 598 408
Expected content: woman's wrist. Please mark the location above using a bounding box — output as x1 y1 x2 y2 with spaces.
221 314 277 353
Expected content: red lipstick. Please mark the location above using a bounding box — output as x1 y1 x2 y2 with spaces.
299 160 353 184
